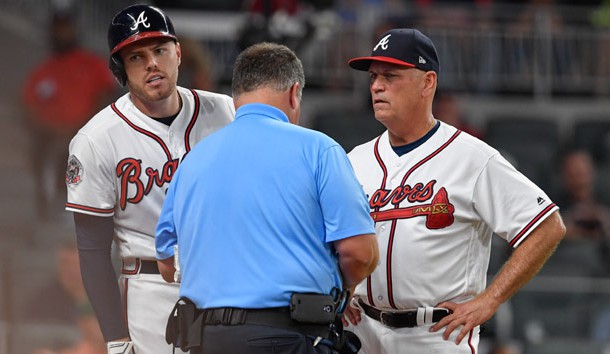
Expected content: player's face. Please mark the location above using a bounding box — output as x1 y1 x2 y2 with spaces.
368 61 427 126
120 38 181 104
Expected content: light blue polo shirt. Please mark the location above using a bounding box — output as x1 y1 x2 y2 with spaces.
156 103 374 309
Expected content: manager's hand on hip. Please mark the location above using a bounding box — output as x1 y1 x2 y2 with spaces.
429 294 498 345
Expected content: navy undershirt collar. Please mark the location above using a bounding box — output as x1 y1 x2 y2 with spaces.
155 113 178 126
153 94 183 126
391 120 440 157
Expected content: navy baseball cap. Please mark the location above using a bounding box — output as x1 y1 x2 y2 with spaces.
348 28 440 74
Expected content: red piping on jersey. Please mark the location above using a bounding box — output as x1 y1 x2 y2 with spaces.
111 103 173 160
123 278 129 332
184 89 200 152
65 202 114 214
373 135 388 201
385 219 399 308
368 135 387 306
468 328 476 353
399 131 461 185
373 130 462 309
509 203 557 247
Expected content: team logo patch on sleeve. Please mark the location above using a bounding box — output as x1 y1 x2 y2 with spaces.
66 155 84 185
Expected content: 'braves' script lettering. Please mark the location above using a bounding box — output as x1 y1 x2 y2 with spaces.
116 158 179 210
370 180 436 209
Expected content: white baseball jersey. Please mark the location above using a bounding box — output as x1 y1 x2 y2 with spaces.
66 86 234 258
347 121 558 353
65 86 234 353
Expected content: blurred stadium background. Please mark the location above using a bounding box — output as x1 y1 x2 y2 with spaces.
1 0 610 353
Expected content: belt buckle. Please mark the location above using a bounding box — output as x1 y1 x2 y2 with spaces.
378 311 393 327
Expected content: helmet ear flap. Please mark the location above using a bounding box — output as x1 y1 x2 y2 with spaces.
109 55 127 87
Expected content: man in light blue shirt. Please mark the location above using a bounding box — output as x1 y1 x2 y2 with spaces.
156 42 378 354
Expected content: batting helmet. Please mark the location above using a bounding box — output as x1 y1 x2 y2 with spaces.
107 4 177 86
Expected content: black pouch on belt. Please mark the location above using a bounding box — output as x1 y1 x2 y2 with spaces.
290 292 338 324
166 297 200 351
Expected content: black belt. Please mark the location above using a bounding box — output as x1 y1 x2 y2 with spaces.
200 307 331 338
358 299 450 328
139 260 160 274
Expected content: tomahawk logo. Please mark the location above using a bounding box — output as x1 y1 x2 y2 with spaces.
373 34 392 51
129 11 151 31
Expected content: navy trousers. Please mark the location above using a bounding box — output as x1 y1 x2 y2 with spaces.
189 324 337 354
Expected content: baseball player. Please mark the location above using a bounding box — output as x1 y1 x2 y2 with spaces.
65 5 234 354
342 28 566 353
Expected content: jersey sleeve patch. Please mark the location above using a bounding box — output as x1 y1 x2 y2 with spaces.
66 155 84 185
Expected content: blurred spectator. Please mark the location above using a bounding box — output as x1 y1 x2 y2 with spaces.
564 201 610 240
177 36 217 91
23 239 89 325
154 0 243 11
414 0 482 29
23 238 106 354
488 342 520 354
23 239 105 354
433 91 485 140
592 302 610 343
248 0 300 15
591 0 610 95
21 10 116 220
509 0 565 41
551 149 610 345
508 0 571 91
237 0 335 52
413 1 500 93
237 0 308 50
555 149 610 240
30 303 106 354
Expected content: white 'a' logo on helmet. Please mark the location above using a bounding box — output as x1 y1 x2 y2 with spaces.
129 11 151 31
373 34 391 51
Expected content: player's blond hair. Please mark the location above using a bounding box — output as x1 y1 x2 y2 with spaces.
232 42 305 100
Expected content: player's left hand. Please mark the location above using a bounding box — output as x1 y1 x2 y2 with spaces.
428 294 499 345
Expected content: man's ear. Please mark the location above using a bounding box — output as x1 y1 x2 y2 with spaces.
287 82 301 125
289 82 300 109
175 41 182 66
422 71 437 98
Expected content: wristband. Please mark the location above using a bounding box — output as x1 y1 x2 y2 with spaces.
107 341 134 354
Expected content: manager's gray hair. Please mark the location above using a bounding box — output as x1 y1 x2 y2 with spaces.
232 42 305 100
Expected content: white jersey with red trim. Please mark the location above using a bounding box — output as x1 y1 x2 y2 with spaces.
65 86 235 259
347 121 558 310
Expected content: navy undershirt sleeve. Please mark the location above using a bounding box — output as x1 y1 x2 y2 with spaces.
74 213 129 342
